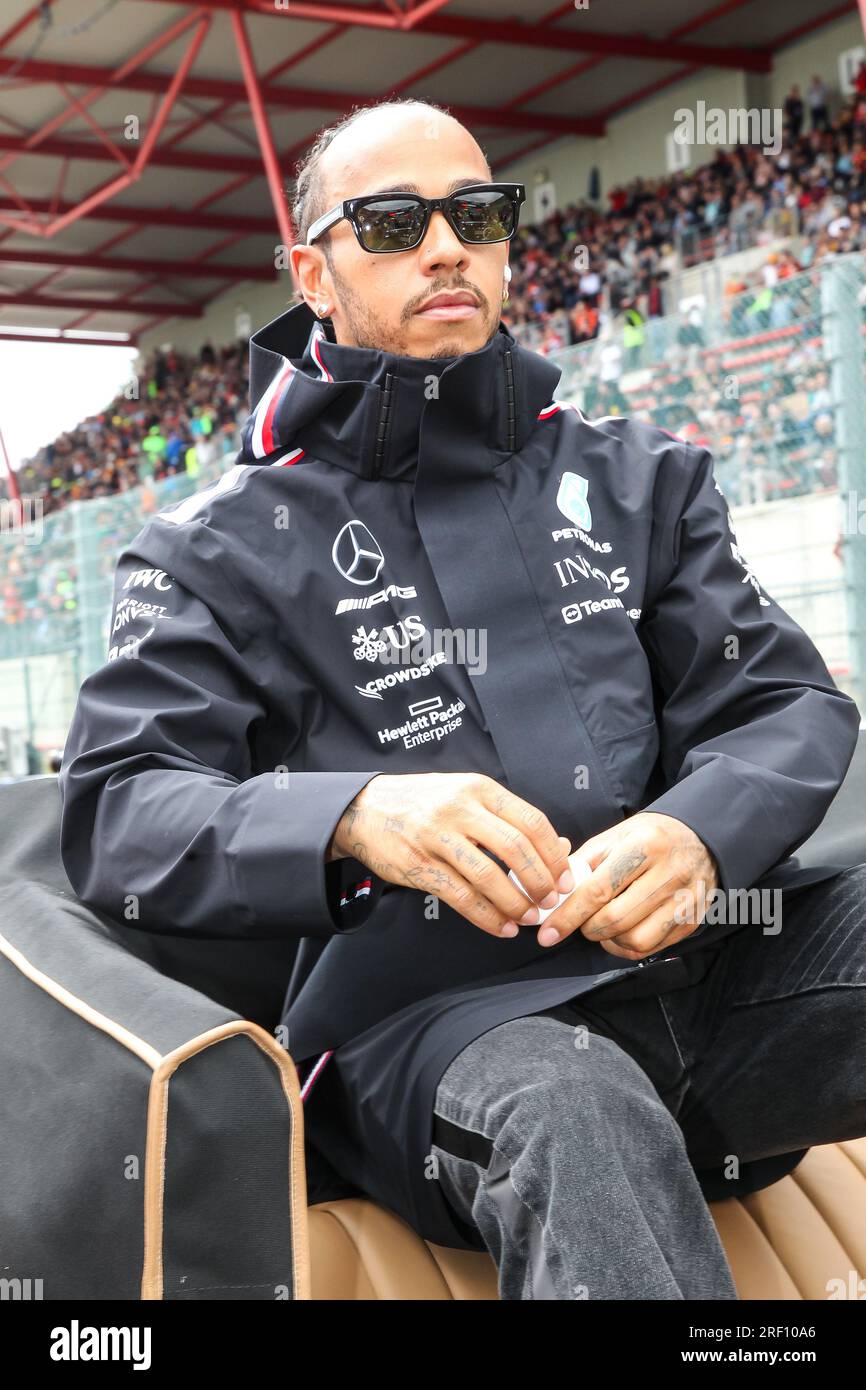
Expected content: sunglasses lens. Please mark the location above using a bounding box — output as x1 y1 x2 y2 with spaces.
357 198 426 251
451 190 516 242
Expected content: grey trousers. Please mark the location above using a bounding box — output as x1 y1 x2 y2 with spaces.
430 864 866 1301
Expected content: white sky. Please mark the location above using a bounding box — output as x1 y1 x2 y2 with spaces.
0 335 139 474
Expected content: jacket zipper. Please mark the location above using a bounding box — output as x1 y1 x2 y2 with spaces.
372 371 394 480
504 349 516 453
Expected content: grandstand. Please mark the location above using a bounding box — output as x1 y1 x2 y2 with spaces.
1 0 866 768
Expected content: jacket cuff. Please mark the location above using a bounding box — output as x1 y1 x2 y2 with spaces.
643 763 775 894
324 857 389 933
232 770 386 936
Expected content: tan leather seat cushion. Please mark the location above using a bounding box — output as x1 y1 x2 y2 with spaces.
308 1138 866 1299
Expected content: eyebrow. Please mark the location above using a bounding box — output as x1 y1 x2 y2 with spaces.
362 176 489 198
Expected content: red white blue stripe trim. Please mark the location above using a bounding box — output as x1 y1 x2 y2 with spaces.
340 876 372 907
538 400 629 427
251 356 296 458
270 448 305 467
537 400 578 420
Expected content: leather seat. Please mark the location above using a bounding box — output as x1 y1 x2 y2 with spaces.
308 1136 866 1299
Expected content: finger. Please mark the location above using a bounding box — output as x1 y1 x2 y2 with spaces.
599 906 696 960
579 869 682 943
427 825 546 924
604 883 704 956
466 808 573 908
398 848 526 939
477 781 572 888
534 830 655 945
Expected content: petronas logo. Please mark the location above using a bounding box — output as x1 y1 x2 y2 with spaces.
556 472 592 532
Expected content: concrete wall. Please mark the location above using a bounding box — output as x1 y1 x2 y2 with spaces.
495 67 749 213
137 278 292 361
498 11 864 219
767 12 864 108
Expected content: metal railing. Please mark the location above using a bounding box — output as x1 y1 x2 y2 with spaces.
0 436 240 764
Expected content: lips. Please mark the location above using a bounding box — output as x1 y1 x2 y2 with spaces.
414 292 480 320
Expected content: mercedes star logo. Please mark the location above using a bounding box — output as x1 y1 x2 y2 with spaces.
332 519 386 586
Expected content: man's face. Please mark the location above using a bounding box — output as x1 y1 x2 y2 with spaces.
292 109 507 358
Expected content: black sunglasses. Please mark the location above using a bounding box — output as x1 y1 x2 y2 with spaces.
307 182 526 253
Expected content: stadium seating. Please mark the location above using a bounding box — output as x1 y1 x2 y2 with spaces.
1 734 864 1300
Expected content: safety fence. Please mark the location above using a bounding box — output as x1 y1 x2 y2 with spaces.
0 436 239 769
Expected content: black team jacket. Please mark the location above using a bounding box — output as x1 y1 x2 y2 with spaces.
59 300 861 1250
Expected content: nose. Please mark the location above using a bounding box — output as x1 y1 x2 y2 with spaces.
418 208 469 273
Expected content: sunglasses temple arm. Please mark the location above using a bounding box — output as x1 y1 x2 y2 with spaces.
308 203 345 245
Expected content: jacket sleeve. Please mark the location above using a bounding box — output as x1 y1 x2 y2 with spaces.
638 443 861 892
59 548 388 939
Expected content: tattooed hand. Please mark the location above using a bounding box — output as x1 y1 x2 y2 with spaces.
532 812 719 958
326 772 574 940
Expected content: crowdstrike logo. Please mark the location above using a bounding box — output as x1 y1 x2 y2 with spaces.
332 520 385 586
355 650 448 699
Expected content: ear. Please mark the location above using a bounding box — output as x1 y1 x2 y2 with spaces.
290 242 330 314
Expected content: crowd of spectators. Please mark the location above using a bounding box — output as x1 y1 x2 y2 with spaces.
574 333 837 508
505 62 866 356
9 339 247 517
0 340 246 658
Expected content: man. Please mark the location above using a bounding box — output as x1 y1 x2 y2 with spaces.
808 74 830 133
59 99 864 1301
784 85 805 143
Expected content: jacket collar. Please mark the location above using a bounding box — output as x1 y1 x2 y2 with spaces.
243 300 562 481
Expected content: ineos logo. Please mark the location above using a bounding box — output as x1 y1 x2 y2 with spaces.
332 520 385 586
